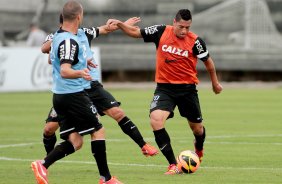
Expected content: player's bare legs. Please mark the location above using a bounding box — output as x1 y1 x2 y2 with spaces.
104 107 158 156
68 132 83 151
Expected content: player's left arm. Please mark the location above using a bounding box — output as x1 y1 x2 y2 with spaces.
193 37 222 94
41 40 52 53
203 57 223 94
100 17 141 34
41 33 54 53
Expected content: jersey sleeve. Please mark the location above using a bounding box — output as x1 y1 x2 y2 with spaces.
82 27 99 43
43 33 54 43
140 25 166 47
57 39 79 65
192 37 210 62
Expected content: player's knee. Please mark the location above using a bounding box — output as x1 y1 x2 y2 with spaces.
106 107 125 122
44 124 57 136
189 122 204 135
91 127 105 140
150 114 165 130
68 133 84 150
73 138 83 150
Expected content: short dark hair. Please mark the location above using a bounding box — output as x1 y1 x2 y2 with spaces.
62 0 83 21
59 13 63 24
175 9 192 21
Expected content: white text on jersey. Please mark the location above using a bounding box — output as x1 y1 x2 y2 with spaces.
161 45 188 58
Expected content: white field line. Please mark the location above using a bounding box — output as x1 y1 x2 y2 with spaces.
0 156 282 171
1 133 282 149
0 142 41 148
207 134 282 139
177 141 282 145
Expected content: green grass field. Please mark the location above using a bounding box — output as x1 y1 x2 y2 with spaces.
0 87 282 184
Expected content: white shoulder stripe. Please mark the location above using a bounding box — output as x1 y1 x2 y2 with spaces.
197 50 209 59
65 39 71 60
92 27 97 38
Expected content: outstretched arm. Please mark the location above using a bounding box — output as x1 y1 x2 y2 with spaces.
204 57 223 94
107 19 142 38
99 17 141 35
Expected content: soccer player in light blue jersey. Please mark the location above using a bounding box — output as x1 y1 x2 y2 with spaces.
41 15 158 165
31 1 123 184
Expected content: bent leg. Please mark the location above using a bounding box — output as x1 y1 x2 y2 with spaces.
43 132 80 169
104 107 146 148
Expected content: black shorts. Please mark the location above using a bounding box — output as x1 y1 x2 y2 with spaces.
53 91 103 140
45 107 59 123
149 83 203 123
85 81 120 116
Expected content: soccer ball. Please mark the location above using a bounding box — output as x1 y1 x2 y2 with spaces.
176 150 200 174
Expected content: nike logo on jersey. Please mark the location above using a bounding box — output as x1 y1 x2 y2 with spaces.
165 59 177 63
162 45 188 57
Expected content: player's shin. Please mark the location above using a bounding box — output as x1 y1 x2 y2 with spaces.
43 140 75 169
153 128 177 164
118 116 146 148
91 140 112 181
43 133 57 155
193 126 206 150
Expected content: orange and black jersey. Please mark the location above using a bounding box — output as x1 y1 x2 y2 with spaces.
140 25 209 84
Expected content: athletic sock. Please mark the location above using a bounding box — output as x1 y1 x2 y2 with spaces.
194 126 206 150
43 140 75 169
153 128 177 165
91 140 111 181
118 116 146 148
43 133 57 155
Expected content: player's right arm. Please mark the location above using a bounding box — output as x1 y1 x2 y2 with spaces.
58 39 91 80
101 17 141 35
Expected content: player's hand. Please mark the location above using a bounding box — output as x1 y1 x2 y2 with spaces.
212 83 223 94
81 68 92 81
124 17 141 26
106 19 122 30
87 58 97 68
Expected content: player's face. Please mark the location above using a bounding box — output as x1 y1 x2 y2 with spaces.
173 19 192 39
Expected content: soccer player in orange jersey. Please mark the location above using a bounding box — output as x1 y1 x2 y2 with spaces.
108 9 223 174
